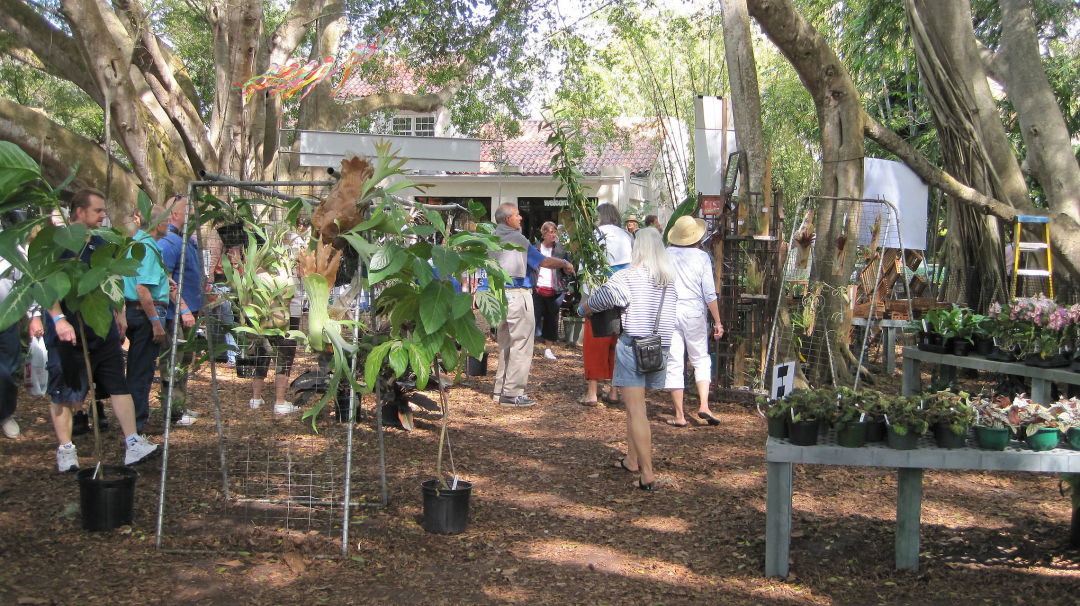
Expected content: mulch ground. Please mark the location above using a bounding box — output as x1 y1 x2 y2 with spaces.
2 340 1080 605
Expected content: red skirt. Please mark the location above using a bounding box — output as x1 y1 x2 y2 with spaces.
583 317 617 380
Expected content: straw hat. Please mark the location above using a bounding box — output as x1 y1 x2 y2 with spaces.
625 214 640 225
667 215 706 246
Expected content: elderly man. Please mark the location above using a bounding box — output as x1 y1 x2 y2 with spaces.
490 203 574 407
157 194 201 425
46 188 158 472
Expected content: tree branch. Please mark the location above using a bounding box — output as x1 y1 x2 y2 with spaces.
863 113 1022 221
338 86 463 121
0 0 99 100
266 0 331 67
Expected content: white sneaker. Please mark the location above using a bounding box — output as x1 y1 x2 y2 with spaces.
183 409 201 418
173 412 197 426
124 434 159 466
544 348 557 360
273 401 301 415
1 416 19 439
57 444 79 472
249 398 264 410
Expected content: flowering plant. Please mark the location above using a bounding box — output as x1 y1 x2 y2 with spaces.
987 296 1076 359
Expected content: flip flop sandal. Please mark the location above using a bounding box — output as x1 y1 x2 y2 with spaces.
665 419 689 427
698 411 721 426
578 396 599 407
633 479 659 491
601 392 620 405
613 457 637 473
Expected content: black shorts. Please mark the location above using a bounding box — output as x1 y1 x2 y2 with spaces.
47 318 129 402
252 316 301 378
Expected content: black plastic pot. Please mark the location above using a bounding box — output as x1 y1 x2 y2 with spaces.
917 331 947 354
766 416 787 439
865 419 887 442
421 479 472 535
77 466 138 531
1024 353 1071 368
786 419 820 446
972 335 994 356
335 386 357 422
986 346 1020 362
836 421 867 448
886 425 921 450
465 353 488 377
589 307 623 338
933 422 967 449
949 338 973 356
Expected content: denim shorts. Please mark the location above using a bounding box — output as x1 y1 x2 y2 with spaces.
611 335 669 389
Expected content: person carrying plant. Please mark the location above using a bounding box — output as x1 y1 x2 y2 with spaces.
156 194 201 426
662 216 724 427
490 203 575 407
44 188 159 472
123 205 180 433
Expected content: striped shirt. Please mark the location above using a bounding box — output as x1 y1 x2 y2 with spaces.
587 266 678 346
668 246 717 311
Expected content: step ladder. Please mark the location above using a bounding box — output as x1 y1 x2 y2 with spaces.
1011 215 1053 299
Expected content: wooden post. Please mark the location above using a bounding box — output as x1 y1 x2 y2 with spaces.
896 467 923 570
766 460 793 577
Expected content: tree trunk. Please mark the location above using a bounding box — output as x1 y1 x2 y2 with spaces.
720 0 772 228
748 0 863 387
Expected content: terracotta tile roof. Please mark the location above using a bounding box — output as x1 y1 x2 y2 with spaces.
477 119 661 177
333 57 430 99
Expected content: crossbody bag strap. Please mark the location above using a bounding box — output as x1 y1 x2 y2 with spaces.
652 283 668 335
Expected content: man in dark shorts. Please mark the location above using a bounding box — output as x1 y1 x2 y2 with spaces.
45 188 159 472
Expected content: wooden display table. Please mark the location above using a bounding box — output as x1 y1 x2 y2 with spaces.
851 318 909 373
765 434 1080 577
901 346 1080 403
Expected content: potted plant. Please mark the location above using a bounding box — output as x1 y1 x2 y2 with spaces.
969 312 995 356
0 142 150 529
834 387 868 448
1008 296 1072 367
756 395 792 439
911 308 949 354
784 388 830 446
924 390 974 449
1057 397 1080 449
883 395 929 450
972 394 1018 450
986 300 1022 361
1012 397 1067 451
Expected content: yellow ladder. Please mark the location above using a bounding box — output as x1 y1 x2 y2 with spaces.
1011 215 1053 299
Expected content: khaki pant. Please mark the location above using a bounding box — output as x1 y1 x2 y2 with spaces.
494 289 535 398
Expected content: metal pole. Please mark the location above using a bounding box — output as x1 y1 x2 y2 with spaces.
197 171 327 205
340 284 361 556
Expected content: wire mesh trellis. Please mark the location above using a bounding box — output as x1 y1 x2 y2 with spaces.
765 196 914 394
154 178 385 557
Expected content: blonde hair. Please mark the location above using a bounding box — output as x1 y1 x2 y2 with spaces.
631 227 674 285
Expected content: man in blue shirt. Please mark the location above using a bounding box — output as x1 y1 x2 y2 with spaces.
156 195 201 421
124 205 175 432
489 203 573 407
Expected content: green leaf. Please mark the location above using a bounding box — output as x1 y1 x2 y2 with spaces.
80 291 113 339
431 246 461 279
0 141 42 203
78 267 109 296
109 257 142 276
419 280 454 334
412 258 434 287
137 190 153 229
303 274 330 351
439 339 459 375
0 282 36 331
368 243 408 284
474 288 506 327
423 209 446 236
451 292 473 319
451 315 487 359
363 341 392 392
408 342 431 391
53 224 88 253
388 341 409 376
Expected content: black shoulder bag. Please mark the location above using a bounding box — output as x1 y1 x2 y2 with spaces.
631 283 668 374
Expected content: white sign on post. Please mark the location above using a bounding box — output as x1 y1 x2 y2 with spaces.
772 361 797 400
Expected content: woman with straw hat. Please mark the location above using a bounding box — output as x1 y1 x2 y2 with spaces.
663 216 723 427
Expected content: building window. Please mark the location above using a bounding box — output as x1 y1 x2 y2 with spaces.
392 115 436 137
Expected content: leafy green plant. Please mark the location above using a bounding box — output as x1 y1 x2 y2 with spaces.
971 394 1020 431
755 394 792 420
883 396 929 436
923 390 974 435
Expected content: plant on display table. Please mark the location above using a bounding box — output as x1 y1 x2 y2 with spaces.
972 394 1018 450
756 394 793 439
996 296 1074 367
1010 396 1069 451
923 390 974 448
783 388 831 446
883 396 929 450
834 386 870 447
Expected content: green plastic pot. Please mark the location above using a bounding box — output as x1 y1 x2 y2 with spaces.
1067 428 1080 450
974 425 1011 451
1025 428 1061 452
766 416 788 439
886 425 921 450
836 421 867 448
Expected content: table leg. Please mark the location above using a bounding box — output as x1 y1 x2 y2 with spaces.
896 467 923 571
766 462 793 577
901 356 920 397
1031 379 1050 404
884 327 896 374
